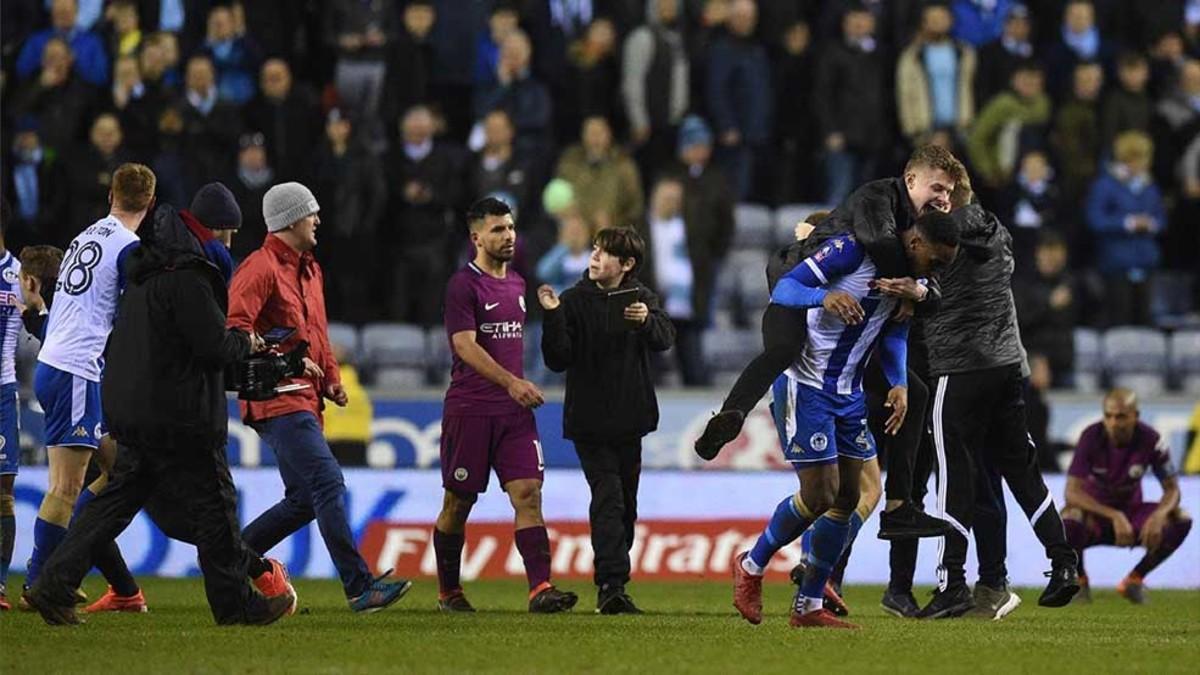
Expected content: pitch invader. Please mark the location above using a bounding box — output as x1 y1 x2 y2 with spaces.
22 164 153 599
0 216 22 610
732 212 960 629
434 198 577 613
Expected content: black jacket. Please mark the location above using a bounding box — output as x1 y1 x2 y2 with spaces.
922 204 1027 378
797 177 917 279
102 205 252 449
541 273 675 443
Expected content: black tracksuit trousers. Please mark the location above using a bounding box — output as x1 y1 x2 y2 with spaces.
575 440 642 590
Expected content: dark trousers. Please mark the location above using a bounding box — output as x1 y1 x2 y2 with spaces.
887 420 937 593
575 440 642 589
33 440 266 624
241 411 372 598
864 360 930 503
930 364 1076 590
673 320 709 387
721 303 807 416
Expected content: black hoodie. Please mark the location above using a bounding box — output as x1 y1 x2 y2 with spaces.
101 204 251 449
541 272 675 443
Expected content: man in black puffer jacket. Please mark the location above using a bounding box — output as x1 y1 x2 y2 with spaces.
538 227 674 615
28 201 295 627
916 201 1080 620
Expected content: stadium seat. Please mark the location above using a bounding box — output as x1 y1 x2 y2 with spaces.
373 367 428 390
715 249 770 325
1103 327 1168 395
774 203 832 247
733 203 774 249
425 329 454 384
327 322 360 362
1168 329 1200 393
1072 328 1102 393
702 327 762 373
360 323 427 369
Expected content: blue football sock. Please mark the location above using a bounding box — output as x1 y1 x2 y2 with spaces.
749 495 814 570
800 512 851 603
26 517 68 587
843 510 864 555
1 514 14 586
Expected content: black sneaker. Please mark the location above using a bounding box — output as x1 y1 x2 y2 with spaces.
694 410 745 461
597 585 644 615
1038 566 1080 608
529 585 578 614
23 589 83 626
787 561 849 616
243 590 297 626
880 588 920 618
877 503 957 540
437 591 476 613
916 584 974 619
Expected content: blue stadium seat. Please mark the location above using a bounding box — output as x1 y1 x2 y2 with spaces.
327 322 360 362
1168 329 1200 393
1102 327 1168 395
733 203 774 249
360 323 427 369
1072 328 1102 393
774 203 832 247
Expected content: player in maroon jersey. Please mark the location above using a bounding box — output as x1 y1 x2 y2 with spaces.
1062 389 1192 603
432 198 578 613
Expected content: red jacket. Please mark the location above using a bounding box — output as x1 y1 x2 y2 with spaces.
227 235 340 425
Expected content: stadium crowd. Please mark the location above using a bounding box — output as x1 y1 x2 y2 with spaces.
3 0 1200 388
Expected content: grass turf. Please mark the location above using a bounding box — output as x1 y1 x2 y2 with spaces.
2 576 1198 674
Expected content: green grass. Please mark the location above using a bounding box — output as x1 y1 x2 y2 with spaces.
2 576 1198 674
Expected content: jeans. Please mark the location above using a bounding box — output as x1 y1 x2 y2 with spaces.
241 411 373 598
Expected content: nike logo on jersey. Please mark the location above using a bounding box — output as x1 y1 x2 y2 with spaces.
485 302 500 310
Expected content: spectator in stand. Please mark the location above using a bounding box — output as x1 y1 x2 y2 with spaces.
312 109 387 324
12 38 96 158
16 0 109 87
815 4 888 204
773 20 819 203
975 3 1034 108
950 0 1017 47
179 54 243 199
470 109 535 217
968 59 1051 192
1000 149 1061 272
140 31 182 92
103 0 142 57
149 103 189 208
108 53 167 162
63 113 131 235
1100 51 1152 150
200 4 261 105
1154 59 1200 183
638 175 713 387
1051 61 1104 221
386 105 463 326
564 18 622 138
1016 230 1078 389
382 0 437 145
244 59 322 184
706 0 773 201
1045 0 1114 100
426 0 486 141
896 2 977 150
475 3 520 91
325 0 398 154
228 132 273 261
474 29 554 162
1147 31 1188 100
555 116 644 233
623 0 690 194
2 117 62 251
536 207 593 296
1086 131 1167 326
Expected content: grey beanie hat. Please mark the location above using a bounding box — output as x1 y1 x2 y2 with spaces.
262 182 320 232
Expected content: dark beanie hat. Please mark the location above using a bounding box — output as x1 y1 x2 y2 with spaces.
190 182 242 230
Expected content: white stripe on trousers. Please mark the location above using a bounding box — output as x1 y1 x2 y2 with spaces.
933 375 949 591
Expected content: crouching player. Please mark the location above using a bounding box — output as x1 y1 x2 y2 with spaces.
732 212 960 629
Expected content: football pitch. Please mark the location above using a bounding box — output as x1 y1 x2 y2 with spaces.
2 577 1198 674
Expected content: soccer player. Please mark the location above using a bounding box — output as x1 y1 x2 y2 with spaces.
0 210 23 611
1063 389 1192 604
23 164 152 596
434 198 578 613
731 211 960 629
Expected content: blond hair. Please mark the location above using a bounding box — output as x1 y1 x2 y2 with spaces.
1113 131 1153 166
110 163 156 213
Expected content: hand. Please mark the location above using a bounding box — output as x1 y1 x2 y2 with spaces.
302 357 324 379
1140 512 1168 550
794 221 814 241
826 132 845 151
893 299 915 322
631 126 651 146
624 302 649 324
873 277 928 302
1111 512 1136 547
338 33 364 50
19 275 45 312
507 378 545 409
537 284 560 310
325 382 349 407
720 129 741 146
247 332 267 353
1185 178 1200 200
1049 284 1072 310
884 386 908 436
822 290 865 325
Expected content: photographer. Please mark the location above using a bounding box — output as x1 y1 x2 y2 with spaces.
227 182 410 613
27 192 296 626
539 227 674 614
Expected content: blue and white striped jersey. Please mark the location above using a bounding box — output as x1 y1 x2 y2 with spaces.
0 252 22 385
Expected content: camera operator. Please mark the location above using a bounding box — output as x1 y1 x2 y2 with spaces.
27 187 297 626
227 182 410 613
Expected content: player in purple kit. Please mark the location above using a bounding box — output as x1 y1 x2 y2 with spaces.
1062 389 1192 604
433 198 579 613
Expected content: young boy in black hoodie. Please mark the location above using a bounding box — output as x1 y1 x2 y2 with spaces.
538 227 675 614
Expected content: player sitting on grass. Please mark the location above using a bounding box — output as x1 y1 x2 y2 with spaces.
1063 389 1192 604
731 211 960 629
